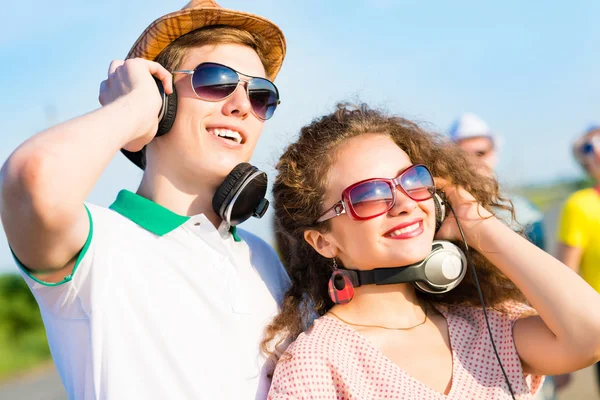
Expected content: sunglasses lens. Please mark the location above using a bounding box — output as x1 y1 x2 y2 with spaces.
192 63 239 101
581 142 594 155
349 181 394 218
248 78 279 120
400 165 435 201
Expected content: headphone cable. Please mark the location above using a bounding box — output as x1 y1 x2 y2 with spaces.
446 202 516 400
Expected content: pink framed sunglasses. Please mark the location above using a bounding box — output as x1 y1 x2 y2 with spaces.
316 164 436 223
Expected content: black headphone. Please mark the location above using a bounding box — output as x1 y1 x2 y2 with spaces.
122 80 269 226
154 78 179 137
120 79 178 169
337 191 467 294
212 162 270 226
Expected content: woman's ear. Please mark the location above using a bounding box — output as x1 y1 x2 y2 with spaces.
304 229 338 258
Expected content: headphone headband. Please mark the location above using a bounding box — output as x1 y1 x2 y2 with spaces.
336 241 467 294
339 243 444 287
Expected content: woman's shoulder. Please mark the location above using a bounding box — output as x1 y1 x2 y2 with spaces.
438 301 538 373
441 302 535 337
270 316 362 397
283 315 348 358
441 302 543 397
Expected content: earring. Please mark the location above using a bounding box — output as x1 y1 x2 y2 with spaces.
328 258 355 305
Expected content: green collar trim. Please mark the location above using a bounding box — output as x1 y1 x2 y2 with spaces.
109 190 241 241
110 190 189 236
230 226 241 242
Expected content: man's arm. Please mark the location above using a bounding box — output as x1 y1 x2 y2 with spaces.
0 59 172 282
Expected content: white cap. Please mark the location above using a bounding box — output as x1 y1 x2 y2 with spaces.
448 113 495 143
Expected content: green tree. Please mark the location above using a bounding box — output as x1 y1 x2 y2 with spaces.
0 273 51 378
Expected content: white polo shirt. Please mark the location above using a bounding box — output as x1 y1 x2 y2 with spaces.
16 190 290 400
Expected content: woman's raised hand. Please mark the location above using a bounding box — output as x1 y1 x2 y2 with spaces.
433 177 494 242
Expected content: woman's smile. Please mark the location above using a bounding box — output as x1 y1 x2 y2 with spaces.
384 220 424 240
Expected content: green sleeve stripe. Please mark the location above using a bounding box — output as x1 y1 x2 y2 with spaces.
13 205 94 287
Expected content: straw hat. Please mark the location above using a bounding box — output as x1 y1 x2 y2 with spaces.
126 0 286 80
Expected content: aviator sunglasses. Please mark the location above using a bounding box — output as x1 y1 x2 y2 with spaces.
173 62 280 120
317 164 436 223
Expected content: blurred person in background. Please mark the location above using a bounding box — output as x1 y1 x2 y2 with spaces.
556 124 600 395
448 113 545 249
0 1 289 399
448 112 556 399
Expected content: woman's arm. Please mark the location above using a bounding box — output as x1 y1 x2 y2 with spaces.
473 217 600 375
435 180 600 376
0 59 171 280
555 242 583 273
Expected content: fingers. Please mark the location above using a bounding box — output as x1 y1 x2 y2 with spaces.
434 177 452 192
146 60 173 94
110 58 173 94
98 58 172 108
434 177 449 186
108 60 124 76
98 80 108 105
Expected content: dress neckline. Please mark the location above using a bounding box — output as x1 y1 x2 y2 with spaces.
322 302 457 398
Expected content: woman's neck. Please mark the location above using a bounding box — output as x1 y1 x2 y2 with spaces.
331 283 427 328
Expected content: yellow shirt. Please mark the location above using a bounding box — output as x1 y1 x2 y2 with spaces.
558 187 600 292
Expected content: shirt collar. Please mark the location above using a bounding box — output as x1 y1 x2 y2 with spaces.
109 190 241 241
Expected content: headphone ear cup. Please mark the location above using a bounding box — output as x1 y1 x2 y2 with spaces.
212 163 256 221
414 240 467 294
433 192 446 233
155 78 177 137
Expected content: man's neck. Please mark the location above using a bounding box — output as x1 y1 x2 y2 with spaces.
137 169 223 228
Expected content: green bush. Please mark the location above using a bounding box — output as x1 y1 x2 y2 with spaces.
0 273 51 379
515 178 594 212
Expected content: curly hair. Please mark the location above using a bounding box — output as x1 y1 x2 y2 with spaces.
262 103 525 356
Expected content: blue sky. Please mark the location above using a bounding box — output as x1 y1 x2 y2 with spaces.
0 0 599 272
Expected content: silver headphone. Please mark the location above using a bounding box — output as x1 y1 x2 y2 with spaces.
337 192 467 294
338 240 467 294
410 240 467 294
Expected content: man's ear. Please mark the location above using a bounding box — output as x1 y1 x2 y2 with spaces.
304 229 338 259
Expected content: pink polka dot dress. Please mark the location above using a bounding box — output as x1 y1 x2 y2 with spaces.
268 304 543 399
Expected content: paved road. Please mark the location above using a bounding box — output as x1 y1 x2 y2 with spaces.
558 365 600 400
0 202 597 399
0 364 66 400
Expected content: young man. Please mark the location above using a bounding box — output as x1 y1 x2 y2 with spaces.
557 124 600 394
0 1 289 398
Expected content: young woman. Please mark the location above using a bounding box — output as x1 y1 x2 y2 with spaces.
264 104 600 399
